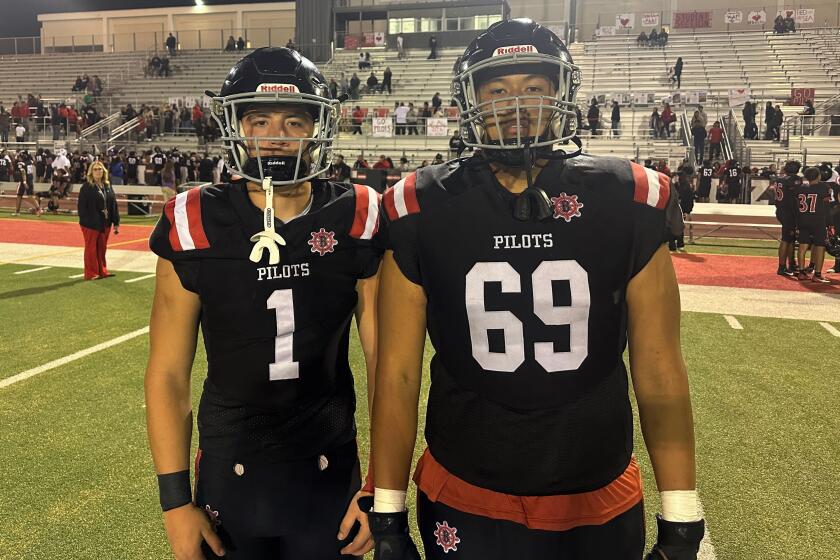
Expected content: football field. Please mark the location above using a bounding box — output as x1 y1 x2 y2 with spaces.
1 214 839 559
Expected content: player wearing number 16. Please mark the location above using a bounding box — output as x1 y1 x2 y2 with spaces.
367 19 705 559
146 48 383 559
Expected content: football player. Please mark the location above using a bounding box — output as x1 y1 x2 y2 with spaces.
697 159 713 203
145 47 381 559
365 19 704 560
772 161 802 276
795 167 833 282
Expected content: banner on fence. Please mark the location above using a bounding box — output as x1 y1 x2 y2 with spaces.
616 14 635 29
642 13 660 27
728 88 751 107
673 11 712 29
790 88 816 105
795 8 815 23
725 11 743 24
634 92 656 105
748 10 767 24
686 91 709 105
344 35 360 50
426 117 449 137
596 26 617 36
372 117 393 137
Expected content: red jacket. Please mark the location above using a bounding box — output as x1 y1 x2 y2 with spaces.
192 105 204 122
708 127 723 143
373 160 391 169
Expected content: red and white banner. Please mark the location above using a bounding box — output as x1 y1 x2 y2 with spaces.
616 14 635 29
372 117 393 137
796 9 815 23
728 88 751 108
427 117 449 137
642 13 660 27
673 11 712 29
748 10 767 24
790 88 815 106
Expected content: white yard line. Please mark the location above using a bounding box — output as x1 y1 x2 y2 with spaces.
124 273 156 284
13 266 51 275
0 327 149 389
819 322 840 337
68 273 85 279
723 315 743 330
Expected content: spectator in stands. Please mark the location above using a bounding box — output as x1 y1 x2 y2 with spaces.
198 153 214 182
397 34 406 59
353 154 369 169
398 157 411 172
742 101 757 139
225 36 236 51
708 121 723 160
351 106 364 134
610 101 620 137
349 72 361 99
661 103 675 138
327 154 352 183
691 112 707 162
669 57 683 89
382 66 393 95
373 155 392 169
773 105 784 140
0 108 9 143
358 52 366 71
658 29 669 46
657 159 671 176
286 38 296 51
433 153 444 165
784 14 796 32
432 92 442 114
159 57 171 78
160 159 177 202
801 100 816 135
394 102 408 135
147 55 161 78
406 103 419 135
636 31 648 46
670 170 694 251
109 155 125 185
428 35 438 59
15 122 26 143
420 101 432 133
648 29 659 46
418 160 429 169
78 161 119 280
339 72 349 96
449 130 465 158
72 76 84 92
587 98 600 135
191 102 203 128
366 71 379 94
774 15 786 34
166 33 177 56
236 36 245 51
329 78 339 100
763 101 775 139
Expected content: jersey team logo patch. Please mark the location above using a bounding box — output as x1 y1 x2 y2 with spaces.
550 193 584 222
308 228 338 256
433 521 461 553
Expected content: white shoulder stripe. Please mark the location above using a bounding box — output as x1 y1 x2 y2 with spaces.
362 185 379 240
393 177 409 218
642 166 662 208
173 191 195 251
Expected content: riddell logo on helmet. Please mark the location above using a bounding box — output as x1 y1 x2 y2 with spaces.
257 83 300 93
492 45 537 57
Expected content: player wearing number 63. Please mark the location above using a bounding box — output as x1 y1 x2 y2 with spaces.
146 47 382 559
365 19 706 560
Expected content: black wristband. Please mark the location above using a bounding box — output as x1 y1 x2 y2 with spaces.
157 470 192 512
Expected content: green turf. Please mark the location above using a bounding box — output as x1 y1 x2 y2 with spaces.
0 212 159 226
1 263 838 559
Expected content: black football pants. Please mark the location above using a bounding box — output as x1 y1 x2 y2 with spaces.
417 490 644 560
195 439 362 560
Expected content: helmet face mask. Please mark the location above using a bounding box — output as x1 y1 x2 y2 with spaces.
207 48 339 188
452 19 581 155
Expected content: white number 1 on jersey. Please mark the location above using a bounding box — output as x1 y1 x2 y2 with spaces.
266 289 300 380
465 260 590 373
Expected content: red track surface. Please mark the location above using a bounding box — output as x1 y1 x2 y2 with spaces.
2 219 838 292
0 219 152 251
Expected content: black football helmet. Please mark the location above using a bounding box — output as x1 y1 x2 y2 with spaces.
452 18 581 158
206 47 338 188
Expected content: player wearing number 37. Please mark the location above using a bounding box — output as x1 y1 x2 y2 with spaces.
365 19 706 560
146 47 382 559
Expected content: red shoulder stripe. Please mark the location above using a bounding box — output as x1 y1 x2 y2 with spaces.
164 197 182 252
185 188 210 250
630 162 670 209
383 186 398 221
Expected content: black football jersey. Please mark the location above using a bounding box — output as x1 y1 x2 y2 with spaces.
796 181 832 225
383 155 682 495
152 154 165 170
698 166 713 185
149 181 384 462
773 175 802 219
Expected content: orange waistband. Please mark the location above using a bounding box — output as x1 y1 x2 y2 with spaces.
413 449 643 532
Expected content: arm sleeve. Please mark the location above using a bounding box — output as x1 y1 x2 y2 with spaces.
148 207 201 294
630 185 682 278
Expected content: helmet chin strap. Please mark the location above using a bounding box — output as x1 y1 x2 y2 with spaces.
514 140 553 222
249 176 287 265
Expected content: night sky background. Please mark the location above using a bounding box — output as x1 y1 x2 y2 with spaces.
0 0 292 38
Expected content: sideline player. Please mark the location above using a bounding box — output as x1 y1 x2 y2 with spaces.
145 47 380 559
772 161 802 276
697 159 713 203
795 167 832 283
365 18 705 560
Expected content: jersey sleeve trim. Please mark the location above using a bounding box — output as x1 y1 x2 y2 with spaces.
349 183 381 240
630 162 670 210
383 172 419 221
164 188 211 252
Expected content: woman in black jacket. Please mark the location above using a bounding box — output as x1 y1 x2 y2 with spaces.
78 160 119 280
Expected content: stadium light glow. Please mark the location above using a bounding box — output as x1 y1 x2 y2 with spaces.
195 0 205 6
